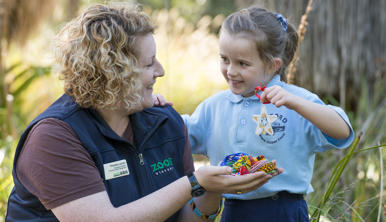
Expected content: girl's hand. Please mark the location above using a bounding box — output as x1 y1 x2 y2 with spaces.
193 165 283 194
152 94 173 106
260 85 298 109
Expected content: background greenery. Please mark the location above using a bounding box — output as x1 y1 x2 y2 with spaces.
0 0 384 221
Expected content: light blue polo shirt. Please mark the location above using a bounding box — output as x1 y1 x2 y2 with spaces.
182 75 354 200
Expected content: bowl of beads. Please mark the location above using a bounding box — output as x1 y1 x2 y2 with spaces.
220 152 277 175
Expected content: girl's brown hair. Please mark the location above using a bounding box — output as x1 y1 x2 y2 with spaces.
222 6 298 82
55 4 154 110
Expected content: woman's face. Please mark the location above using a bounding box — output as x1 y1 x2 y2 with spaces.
136 34 164 109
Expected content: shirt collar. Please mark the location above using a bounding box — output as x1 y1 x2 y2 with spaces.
88 107 167 150
226 74 282 103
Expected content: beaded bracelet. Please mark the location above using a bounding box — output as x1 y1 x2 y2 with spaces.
189 198 218 221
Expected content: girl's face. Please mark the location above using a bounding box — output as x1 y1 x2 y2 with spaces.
219 30 271 97
136 33 165 109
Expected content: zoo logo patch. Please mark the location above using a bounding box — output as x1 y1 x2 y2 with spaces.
150 157 174 176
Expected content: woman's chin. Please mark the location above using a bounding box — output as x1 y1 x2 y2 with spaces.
141 98 154 109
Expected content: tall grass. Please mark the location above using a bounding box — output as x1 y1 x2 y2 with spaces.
308 78 385 221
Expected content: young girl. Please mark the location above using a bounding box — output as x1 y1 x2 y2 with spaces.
179 6 354 222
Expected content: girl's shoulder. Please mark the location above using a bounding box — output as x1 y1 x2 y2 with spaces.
281 82 321 102
201 90 234 105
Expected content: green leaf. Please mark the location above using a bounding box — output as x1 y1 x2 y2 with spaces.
4 62 22 74
11 66 51 97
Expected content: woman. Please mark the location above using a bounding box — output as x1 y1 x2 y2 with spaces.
6 4 277 222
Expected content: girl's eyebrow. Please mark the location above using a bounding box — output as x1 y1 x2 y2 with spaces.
238 58 251 63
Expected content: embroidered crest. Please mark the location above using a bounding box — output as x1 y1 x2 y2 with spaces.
253 105 277 136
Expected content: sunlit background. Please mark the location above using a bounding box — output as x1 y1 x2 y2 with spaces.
0 0 384 221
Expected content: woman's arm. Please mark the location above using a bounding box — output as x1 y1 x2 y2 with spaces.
178 192 222 222
261 85 350 139
52 166 273 222
52 176 191 222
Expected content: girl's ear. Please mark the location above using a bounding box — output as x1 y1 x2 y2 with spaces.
268 57 283 73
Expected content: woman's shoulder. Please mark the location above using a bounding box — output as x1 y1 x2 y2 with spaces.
145 105 183 122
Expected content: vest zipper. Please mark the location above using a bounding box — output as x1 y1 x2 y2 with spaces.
138 153 144 165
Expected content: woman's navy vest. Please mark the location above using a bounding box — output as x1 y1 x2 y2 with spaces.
6 94 186 221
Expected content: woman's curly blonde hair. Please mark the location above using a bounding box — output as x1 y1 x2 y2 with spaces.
55 4 154 110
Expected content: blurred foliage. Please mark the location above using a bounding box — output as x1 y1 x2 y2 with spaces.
0 62 52 220
0 136 15 221
151 8 227 114
0 1 385 222
138 0 235 25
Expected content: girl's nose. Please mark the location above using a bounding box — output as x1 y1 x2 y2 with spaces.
227 64 237 77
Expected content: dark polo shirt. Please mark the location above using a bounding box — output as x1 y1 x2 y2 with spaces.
16 117 194 209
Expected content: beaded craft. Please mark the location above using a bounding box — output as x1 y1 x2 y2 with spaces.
220 152 277 175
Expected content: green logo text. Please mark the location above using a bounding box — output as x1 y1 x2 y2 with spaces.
151 157 173 174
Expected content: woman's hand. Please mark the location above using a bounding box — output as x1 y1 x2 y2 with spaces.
152 94 173 106
193 165 283 194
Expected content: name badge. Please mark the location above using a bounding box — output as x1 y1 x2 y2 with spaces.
103 159 130 180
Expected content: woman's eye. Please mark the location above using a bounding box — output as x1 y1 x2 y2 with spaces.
220 57 229 63
146 62 154 68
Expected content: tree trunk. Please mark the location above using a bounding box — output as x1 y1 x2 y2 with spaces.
235 0 386 108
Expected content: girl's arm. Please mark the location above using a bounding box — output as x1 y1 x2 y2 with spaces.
261 85 351 139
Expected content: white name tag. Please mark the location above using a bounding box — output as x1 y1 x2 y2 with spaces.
103 159 130 180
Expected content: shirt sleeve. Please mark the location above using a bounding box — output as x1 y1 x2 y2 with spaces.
181 101 209 156
182 124 195 176
16 118 106 210
304 93 355 153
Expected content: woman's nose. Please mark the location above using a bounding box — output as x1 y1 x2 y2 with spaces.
154 60 165 77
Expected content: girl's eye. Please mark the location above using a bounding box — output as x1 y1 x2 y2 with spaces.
146 62 154 68
240 62 248 67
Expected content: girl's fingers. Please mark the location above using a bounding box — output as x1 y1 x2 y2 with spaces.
261 86 280 103
158 95 165 106
266 87 279 100
152 95 160 105
260 91 268 103
273 97 286 107
269 94 280 104
152 94 173 106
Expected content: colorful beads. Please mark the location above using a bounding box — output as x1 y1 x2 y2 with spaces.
220 153 277 175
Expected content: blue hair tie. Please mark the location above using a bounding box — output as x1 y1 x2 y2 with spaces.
274 13 287 32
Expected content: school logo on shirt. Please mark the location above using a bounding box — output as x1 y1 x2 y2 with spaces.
151 157 175 176
259 113 287 144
